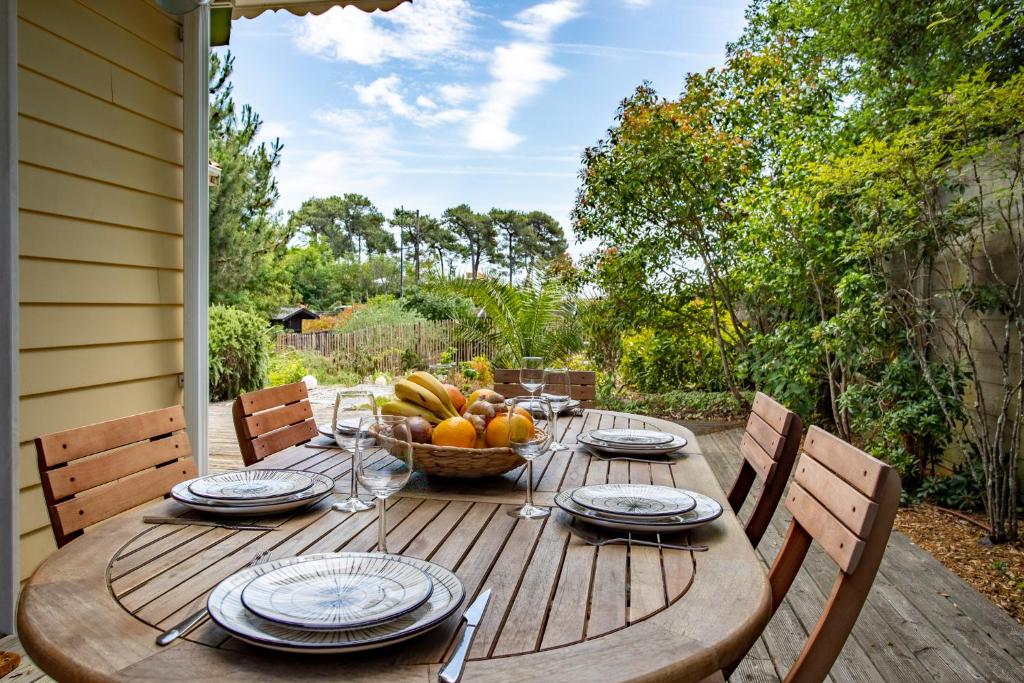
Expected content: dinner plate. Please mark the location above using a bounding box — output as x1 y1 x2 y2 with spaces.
171 471 334 516
589 429 675 446
241 555 434 631
571 484 696 517
208 552 465 653
504 397 580 415
577 431 687 455
188 470 313 501
555 488 723 533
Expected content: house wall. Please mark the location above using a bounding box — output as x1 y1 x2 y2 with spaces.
16 0 183 581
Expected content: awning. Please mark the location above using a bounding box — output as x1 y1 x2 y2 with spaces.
231 0 411 19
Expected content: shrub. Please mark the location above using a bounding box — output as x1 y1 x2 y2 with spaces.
599 389 751 421
619 326 728 393
339 296 425 332
268 350 308 387
401 287 474 321
209 305 271 401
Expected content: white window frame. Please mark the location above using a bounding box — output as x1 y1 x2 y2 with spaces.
184 5 210 475
1 0 18 635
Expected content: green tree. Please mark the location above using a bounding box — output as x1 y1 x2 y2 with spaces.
487 208 529 284
523 211 568 271
289 194 394 262
443 204 492 279
208 51 289 309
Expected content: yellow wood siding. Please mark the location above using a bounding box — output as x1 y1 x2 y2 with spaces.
16 0 183 581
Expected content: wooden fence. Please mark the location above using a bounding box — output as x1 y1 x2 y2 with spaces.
273 320 494 375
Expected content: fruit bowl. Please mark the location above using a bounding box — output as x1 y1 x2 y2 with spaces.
379 430 545 479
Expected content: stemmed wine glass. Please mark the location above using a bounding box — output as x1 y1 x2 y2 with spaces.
355 415 414 553
543 368 570 453
331 390 377 513
507 396 553 519
520 356 545 398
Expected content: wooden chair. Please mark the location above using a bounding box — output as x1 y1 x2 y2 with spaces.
36 406 197 547
729 426 901 682
233 382 318 466
727 392 803 549
493 368 596 408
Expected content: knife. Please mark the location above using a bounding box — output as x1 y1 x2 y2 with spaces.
438 589 491 683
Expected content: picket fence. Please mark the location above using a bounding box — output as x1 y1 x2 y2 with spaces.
273 320 494 375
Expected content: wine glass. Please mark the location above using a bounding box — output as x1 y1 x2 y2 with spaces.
543 368 570 453
331 390 377 513
507 396 553 519
520 356 545 398
355 415 414 553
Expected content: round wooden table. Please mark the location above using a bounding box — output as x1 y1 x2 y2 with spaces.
18 410 771 682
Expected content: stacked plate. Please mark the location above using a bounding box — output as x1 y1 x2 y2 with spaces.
505 396 581 416
556 483 723 533
577 428 687 456
171 469 334 516
208 552 465 653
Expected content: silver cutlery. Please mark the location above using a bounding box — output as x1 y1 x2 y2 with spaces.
578 446 689 464
156 549 270 646
438 588 491 683
143 516 275 531
567 523 707 552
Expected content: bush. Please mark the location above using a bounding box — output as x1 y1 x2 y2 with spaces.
268 350 308 387
914 461 986 512
620 326 729 393
402 287 474 321
209 305 271 401
339 295 425 332
599 389 751 421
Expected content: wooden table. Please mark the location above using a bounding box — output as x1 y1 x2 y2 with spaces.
18 410 771 682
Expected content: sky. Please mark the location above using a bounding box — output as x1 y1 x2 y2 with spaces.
221 0 750 263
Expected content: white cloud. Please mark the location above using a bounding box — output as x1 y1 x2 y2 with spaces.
355 75 470 126
467 42 564 151
502 0 583 41
437 84 474 106
622 0 651 7
294 0 474 65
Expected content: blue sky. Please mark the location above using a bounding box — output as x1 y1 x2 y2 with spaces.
221 0 749 262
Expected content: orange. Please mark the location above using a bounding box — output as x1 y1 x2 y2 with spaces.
432 416 477 448
486 413 535 448
511 406 533 424
444 384 467 413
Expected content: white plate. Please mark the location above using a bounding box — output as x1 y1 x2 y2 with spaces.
505 398 580 415
208 552 465 653
571 484 696 517
555 488 723 532
188 470 313 501
171 471 334 516
590 429 675 446
577 431 687 455
241 555 433 631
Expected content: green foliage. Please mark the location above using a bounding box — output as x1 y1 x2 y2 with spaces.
915 461 986 512
337 296 425 333
442 204 490 278
400 287 474 321
268 349 308 387
209 305 271 401
289 194 395 261
599 390 752 421
432 273 583 368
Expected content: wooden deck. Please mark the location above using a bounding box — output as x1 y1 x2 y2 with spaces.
3 409 1023 682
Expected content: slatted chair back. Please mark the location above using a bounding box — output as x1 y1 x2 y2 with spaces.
36 406 196 548
233 382 318 466
493 369 596 408
743 426 901 683
726 392 803 548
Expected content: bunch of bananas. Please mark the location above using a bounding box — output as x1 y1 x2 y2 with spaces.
381 371 460 424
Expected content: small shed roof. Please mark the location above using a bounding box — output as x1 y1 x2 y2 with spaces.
271 306 320 322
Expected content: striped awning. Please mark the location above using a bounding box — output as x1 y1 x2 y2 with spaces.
231 0 411 19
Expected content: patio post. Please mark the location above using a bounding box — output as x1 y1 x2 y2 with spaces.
0 0 17 635
184 4 210 475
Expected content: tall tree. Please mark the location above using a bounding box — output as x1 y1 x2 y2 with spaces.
443 204 493 279
523 211 568 271
208 51 288 309
391 208 446 285
488 209 530 284
289 194 394 261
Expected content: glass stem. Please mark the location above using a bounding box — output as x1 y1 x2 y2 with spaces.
377 497 388 553
525 461 535 507
350 451 359 498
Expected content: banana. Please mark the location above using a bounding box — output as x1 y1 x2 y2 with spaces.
381 400 443 425
407 371 459 417
395 380 455 419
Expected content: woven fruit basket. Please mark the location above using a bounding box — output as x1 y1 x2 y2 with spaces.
410 441 527 478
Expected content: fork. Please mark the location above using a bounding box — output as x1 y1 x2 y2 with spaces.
155 549 270 646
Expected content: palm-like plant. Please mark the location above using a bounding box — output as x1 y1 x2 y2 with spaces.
434 273 582 368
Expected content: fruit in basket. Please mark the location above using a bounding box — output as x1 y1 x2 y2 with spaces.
407 371 460 417
395 380 457 419
406 416 433 443
511 405 533 423
432 416 477 448
444 384 467 412
485 413 535 447
380 400 443 424
467 389 504 406
464 400 497 422
465 414 487 439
